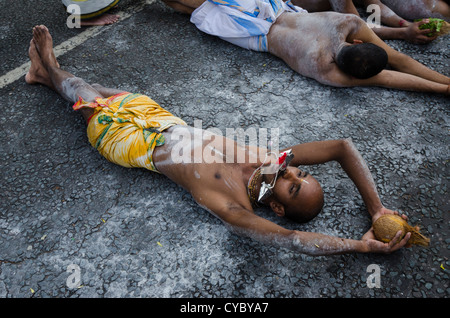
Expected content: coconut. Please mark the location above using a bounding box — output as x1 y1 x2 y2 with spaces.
373 214 430 247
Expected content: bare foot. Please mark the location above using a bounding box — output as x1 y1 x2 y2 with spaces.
32 25 59 69
80 14 120 26
25 39 54 88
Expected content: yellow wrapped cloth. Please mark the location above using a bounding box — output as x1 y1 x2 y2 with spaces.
73 92 187 172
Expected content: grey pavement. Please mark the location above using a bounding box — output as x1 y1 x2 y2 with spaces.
0 0 449 300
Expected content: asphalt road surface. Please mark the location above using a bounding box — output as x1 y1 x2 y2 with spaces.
0 0 448 301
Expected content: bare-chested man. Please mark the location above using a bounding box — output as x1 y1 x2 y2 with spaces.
267 10 449 91
164 0 449 93
26 25 414 256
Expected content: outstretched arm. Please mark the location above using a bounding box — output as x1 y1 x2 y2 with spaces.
329 0 359 15
283 139 395 220
161 0 204 14
282 139 414 244
202 196 409 256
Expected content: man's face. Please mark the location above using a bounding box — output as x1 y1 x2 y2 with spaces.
271 166 324 220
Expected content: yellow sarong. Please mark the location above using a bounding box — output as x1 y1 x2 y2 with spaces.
73 92 187 172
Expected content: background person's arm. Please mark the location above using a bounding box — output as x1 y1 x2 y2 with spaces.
322 66 449 94
371 22 437 44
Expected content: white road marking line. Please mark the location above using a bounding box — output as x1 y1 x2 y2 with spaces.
0 0 155 89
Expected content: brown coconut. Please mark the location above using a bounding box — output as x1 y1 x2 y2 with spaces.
373 214 430 247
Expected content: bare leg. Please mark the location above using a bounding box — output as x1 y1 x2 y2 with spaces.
380 0 449 20
290 0 332 12
362 0 411 27
30 25 108 122
329 0 360 15
161 0 205 14
351 22 450 85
